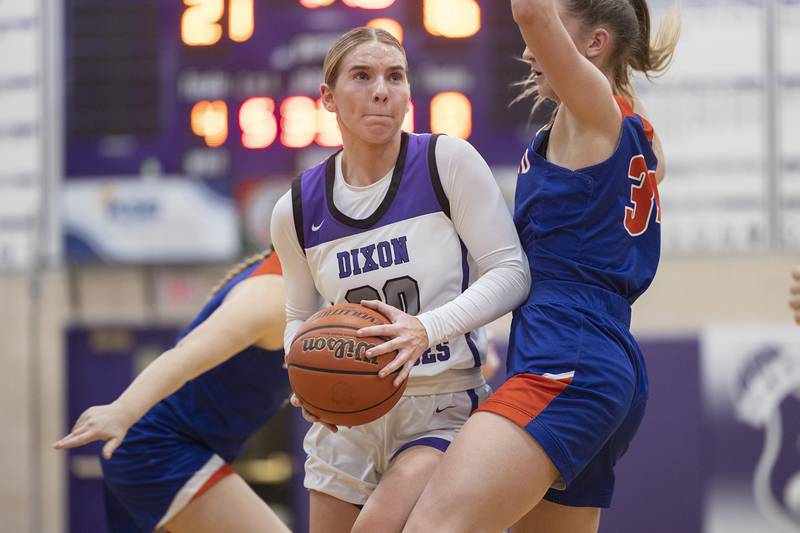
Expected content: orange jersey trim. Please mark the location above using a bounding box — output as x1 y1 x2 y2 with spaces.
249 251 282 278
191 463 235 502
614 95 654 144
474 373 571 428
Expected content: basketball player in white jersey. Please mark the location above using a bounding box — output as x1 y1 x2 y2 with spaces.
270 27 530 533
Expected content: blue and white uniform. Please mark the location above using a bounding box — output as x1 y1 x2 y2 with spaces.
271 131 529 504
101 253 289 532
477 96 661 508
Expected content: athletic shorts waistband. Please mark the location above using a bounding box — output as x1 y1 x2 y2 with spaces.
528 280 631 327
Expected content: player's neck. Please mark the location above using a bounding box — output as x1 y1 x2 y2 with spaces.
340 133 401 187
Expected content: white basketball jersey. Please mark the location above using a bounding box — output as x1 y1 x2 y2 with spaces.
291 132 486 395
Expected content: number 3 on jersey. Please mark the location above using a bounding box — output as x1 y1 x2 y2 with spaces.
624 154 661 237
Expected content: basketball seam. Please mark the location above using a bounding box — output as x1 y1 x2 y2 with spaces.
294 383 405 415
287 362 401 376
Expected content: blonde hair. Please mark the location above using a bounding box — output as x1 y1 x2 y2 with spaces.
323 27 408 88
515 1 681 110
207 250 270 300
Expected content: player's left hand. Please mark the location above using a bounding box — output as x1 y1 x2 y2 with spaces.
357 300 429 387
790 267 800 325
52 402 136 459
289 393 339 433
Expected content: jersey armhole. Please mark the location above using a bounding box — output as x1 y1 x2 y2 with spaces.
290 174 306 253
249 250 283 277
427 133 451 219
614 95 655 144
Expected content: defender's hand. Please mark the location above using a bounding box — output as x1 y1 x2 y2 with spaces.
53 402 136 460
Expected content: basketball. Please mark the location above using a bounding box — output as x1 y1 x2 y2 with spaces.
286 303 406 426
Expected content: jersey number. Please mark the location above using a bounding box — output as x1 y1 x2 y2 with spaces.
345 276 421 315
624 154 661 237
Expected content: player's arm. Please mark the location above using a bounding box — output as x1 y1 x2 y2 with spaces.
270 191 325 353
630 94 666 184
270 192 338 431
360 137 531 385
510 0 620 134
416 136 531 344
53 275 285 458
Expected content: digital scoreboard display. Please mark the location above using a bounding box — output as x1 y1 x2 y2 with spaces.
66 0 536 181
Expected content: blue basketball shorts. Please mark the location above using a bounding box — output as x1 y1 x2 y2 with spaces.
100 416 235 532
476 281 649 508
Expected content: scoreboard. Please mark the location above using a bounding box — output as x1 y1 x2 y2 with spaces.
65 0 535 181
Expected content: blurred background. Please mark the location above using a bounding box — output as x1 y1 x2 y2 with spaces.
1 0 799 531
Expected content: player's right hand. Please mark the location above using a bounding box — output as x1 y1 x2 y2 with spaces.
289 393 339 433
52 403 134 460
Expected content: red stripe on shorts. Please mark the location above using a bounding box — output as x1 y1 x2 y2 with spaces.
475 373 572 427
191 463 236 502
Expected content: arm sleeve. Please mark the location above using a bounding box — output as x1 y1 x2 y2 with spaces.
415 136 531 346
270 191 324 353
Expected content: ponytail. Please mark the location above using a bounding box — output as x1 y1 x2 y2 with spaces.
515 0 682 108
207 250 271 301
630 0 681 77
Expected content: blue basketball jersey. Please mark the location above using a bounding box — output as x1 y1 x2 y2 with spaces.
142 252 289 462
514 96 660 303
482 98 660 506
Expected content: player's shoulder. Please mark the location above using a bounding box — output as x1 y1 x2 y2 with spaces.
433 134 483 161
272 188 294 221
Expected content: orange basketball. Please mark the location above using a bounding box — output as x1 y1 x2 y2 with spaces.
286 303 406 426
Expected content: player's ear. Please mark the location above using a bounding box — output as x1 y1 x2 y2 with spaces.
320 83 336 112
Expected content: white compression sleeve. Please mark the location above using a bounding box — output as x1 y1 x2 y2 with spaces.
415 136 531 346
270 191 324 353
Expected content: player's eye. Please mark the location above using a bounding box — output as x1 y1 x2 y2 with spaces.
389 72 404 82
354 71 369 80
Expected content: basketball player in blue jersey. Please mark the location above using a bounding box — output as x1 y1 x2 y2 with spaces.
270 27 530 533
54 251 291 533
403 1 681 532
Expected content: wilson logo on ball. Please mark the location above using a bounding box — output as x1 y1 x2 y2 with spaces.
302 336 379 365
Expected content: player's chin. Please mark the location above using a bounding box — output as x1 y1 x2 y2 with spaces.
536 82 556 100
359 122 402 145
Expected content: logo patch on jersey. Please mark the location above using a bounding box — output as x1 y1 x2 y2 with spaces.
337 236 410 279
311 219 325 232
623 154 661 237
519 150 531 175
302 336 379 365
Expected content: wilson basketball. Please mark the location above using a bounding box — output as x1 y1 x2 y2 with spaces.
286 303 406 426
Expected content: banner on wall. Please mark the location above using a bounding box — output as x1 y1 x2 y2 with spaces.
64 178 239 263
701 326 800 533
235 175 292 251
